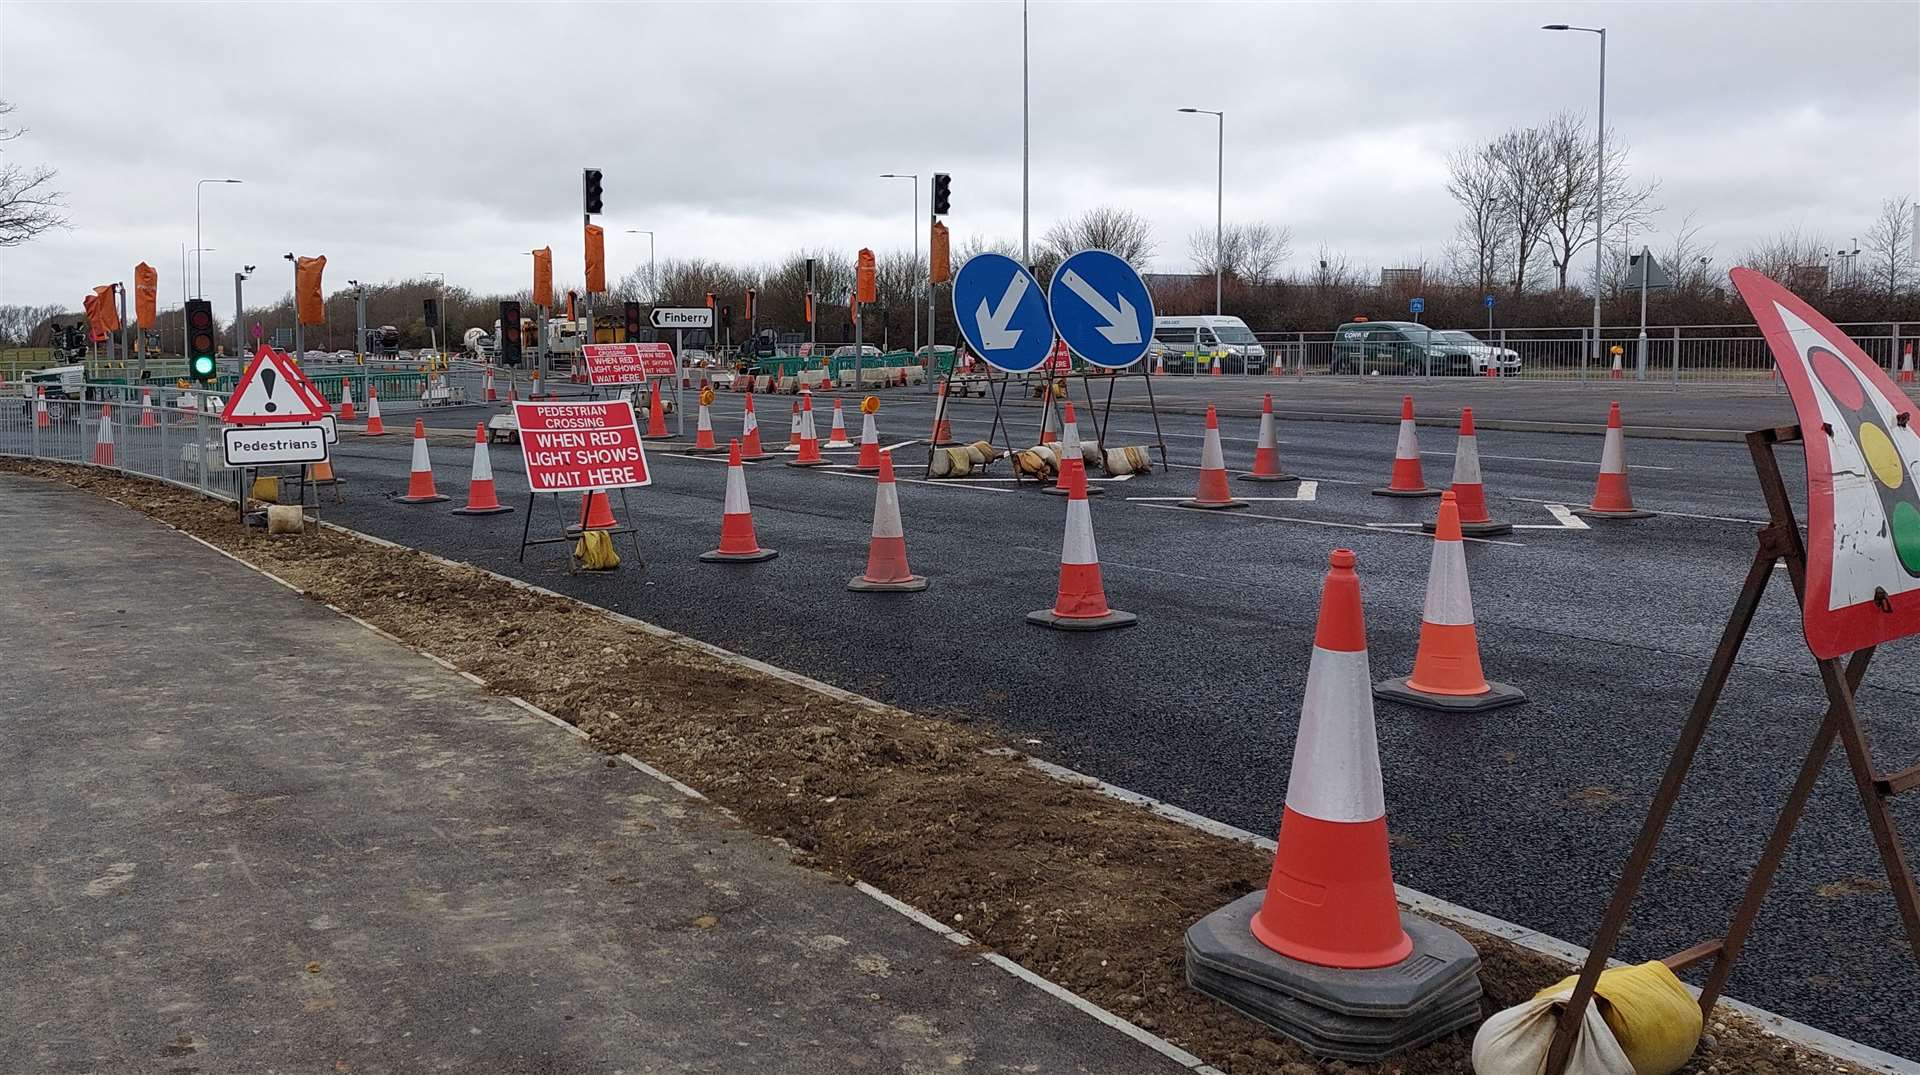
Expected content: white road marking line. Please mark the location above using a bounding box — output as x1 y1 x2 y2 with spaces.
1422 449 1673 472
1141 503 1524 546
881 439 920 453
1126 481 1317 503
1506 494 1762 524
1546 503 1590 529
812 469 1012 494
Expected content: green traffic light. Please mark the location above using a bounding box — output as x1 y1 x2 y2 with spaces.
191 355 216 379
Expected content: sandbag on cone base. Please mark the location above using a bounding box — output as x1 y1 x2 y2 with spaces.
1185 895 1483 1063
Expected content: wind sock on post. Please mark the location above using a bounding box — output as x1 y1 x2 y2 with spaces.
339 380 356 421
824 398 853 448
646 380 669 439
1240 393 1296 483
1185 549 1484 1060
851 396 883 473
1181 404 1247 510
452 423 514 515
362 386 388 436
786 393 827 467
1027 455 1136 631
849 452 927 592
739 392 770 461
1377 492 1525 712
701 440 778 562
90 406 115 466
1043 400 1102 497
395 419 449 503
1372 395 1437 497
1421 407 1509 536
1573 401 1653 520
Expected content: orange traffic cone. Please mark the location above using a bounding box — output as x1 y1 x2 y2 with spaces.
1251 548 1412 968
91 406 115 466
484 368 498 402
852 400 882 473
309 457 340 485
824 398 853 448
701 440 777 562
786 394 827 467
1573 402 1653 519
339 380 357 421
1211 354 1223 377
1038 390 1061 445
1043 400 1102 497
1027 455 1136 630
1372 395 1438 497
363 386 388 436
1901 343 1915 383
1241 393 1295 483
1181 403 1247 510
1422 407 1509 536
395 418 449 503
785 400 802 452
1153 352 1165 376
139 389 157 428
849 452 926 591
930 377 958 446
688 394 721 453
1376 493 1525 712
568 490 618 533
452 423 513 515
647 380 669 438
34 387 49 429
740 392 771 461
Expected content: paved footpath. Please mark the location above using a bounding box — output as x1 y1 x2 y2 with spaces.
0 475 1187 1074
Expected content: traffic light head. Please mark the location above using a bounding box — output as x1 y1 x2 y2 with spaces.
583 168 604 216
498 300 524 366
623 300 643 340
422 297 439 327
185 299 217 382
932 173 951 215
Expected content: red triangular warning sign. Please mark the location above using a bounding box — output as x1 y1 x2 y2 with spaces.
223 346 332 426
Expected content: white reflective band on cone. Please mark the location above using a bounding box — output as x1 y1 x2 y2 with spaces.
1600 428 1625 474
723 465 749 514
1201 428 1225 470
743 411 758 435
1061 498 1099 566
1422 536 1475 626
471 441 493 481
98 417 113 445
861 414 877 443
872 483 903 538
1062 419 1081 455
1257 411 1276 449
801 408 817 438
1284 646 1386 824
410 437 430 470
1394 420 1418 459
697 406 712 431
1453 436 1482 484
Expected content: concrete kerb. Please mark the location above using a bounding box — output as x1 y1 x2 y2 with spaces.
14 467 1912 1075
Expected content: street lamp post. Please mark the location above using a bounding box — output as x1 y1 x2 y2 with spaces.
1543 24 1605 378
233 265 254 359
624 230 656 302
880 173 919 353
1179 108 1225 316
195 178 241 299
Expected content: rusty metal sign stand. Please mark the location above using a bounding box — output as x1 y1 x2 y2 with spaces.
1544 423 1920 1075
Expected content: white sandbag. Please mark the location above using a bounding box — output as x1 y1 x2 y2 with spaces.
1472 987 1634 1075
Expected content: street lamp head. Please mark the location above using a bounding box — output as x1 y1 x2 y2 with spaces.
223 178 242 184
1178 107 1199 113
1542 23 1570 30
243 265 255 274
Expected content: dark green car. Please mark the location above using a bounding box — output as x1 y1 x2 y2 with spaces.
1331 321 1520 376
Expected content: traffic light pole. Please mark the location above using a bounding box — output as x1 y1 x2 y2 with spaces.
234 273 247 360
289 257 303 361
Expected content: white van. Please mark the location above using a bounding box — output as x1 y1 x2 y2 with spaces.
1150 316 1267 373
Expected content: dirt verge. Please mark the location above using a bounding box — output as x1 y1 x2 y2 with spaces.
2 459 1875 1075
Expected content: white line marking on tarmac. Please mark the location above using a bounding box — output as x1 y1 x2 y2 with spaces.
881 439 920 453
1505 494 1763 524
1143 503 1525 546
1421 449 1673 471
1126 482 1317 503
811 469 1012 494
1546 503 1590 529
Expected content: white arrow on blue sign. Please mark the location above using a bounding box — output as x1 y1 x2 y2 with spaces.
1047 249 1156 369
1484 294 1496 309
951 253 1054 373
1409 296 1426 315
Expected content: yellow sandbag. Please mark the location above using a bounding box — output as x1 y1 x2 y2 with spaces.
1536 962 1702 1075
250 476 280 504
573 530 620 571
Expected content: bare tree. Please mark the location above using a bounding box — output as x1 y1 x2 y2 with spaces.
0 101 67 247
1188 222 1292 284
1864 194 1917 297
0 302 68 347
1445 142 1507 293
1488 126 1556 294
1539 112 1659 291
1039 206 1154 279
1741 226 1834 291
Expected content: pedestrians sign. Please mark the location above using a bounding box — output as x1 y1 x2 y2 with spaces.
1047 249 1155 369
221 424 329 467
951 253 1052 373
222 346 331 426
650 307 714 330
1409 297 1426 315
513 399 651 492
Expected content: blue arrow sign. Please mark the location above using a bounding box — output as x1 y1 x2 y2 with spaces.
1047 249 1156 369
951 253 1053 373
1409 296 1426 315
1483 294 1496 309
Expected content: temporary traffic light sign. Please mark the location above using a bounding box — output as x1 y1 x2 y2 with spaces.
222 345 332 426
134 263 158 329
582 168 604 215
185 299 218 382
1733 268 1920 658
295 256 327 325
932 173 951 215
498 300 524 366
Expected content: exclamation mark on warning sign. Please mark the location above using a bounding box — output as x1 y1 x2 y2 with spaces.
261 368 278 413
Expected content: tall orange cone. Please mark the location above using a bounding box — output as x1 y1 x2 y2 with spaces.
824 398 853 448
1901 342 1915 383
90 406 115 466
784 400 802 452
1422 407 1509 535
646 380 669 438
1240 393 1296 483
1027 455 1136 630
849 452 927 591
1250 549 1412 968
1377 493 1525 712
1573 401 1653 520
1181 403 1247 510
484 368 498 402
1037 389 1061 445
786 393 827 467
1043 400 1102 497
395 418 449 503
570 490 618 533
701 440 778 562
362 386 388 436
930 377 958 445
1371 395 1438 497
739 392 771 461
851 396 883 473
34 387 50 429
139 388 158 428
339 379 356 420
452 423 514 515
688 389 721 452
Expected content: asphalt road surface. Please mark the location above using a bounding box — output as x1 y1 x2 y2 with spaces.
9 385 1917 1058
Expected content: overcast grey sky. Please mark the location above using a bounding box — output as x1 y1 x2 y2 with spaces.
3 0 1915 324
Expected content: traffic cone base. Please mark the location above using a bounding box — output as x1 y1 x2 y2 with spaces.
700 546 779 563
1572 504 1654 520
1419 517 1513 537
1374 672 1525 712
1026 605 1137 630
849 571 927 592
1238 471 1297 483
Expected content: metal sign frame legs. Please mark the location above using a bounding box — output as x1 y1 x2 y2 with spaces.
516 488 644 571
1543 423 1920 1075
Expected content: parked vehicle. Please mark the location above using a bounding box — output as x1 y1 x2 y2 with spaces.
1331 321 1521 376
1150 316 1267 373
829 344 884 361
